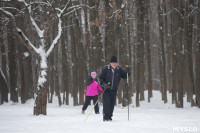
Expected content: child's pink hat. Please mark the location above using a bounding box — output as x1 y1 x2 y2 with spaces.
91 72 96 76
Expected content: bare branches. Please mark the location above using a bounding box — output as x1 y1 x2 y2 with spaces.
63 7 82 17
63 4 95 17
16 28 39 57
67 4 95 10
17 0 44 43
161 7 200 19
46 14 62 56
109 9 122 19
0 8 15 20
58 0 71 14
0 7 19 11
29 2 51 7
1 0 96 59
29 16 44 38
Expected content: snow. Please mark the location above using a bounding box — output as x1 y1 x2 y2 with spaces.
121 1 127 8
109 3 113 8
24 52 29 57
37 48 47 88
37 69 47 87
36 46 47 68
0 91 199 133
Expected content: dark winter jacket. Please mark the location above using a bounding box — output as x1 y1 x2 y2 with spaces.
99 65 130 91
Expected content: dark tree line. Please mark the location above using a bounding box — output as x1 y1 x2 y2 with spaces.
0 0 200 115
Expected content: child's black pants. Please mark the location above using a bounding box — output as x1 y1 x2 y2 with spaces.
82 95 99 113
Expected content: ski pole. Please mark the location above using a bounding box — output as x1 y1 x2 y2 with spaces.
126 65 129 121
84 88 106 122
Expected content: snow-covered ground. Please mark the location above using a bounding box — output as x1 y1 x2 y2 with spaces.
0 91 200 133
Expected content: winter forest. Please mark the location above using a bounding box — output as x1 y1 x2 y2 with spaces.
0 0 200 117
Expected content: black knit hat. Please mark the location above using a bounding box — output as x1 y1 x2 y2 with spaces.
110 56 118 63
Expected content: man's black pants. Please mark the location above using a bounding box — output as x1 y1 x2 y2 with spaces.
82 95 99 113
103 90 117 120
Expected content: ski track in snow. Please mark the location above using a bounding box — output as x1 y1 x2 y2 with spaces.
0 91 200 133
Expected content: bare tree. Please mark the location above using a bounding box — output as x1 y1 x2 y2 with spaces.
0 0 94 115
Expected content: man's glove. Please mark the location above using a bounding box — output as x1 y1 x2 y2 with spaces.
102 82 111 89
125 65 130 73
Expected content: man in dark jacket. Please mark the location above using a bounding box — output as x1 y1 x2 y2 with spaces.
99 56 130 121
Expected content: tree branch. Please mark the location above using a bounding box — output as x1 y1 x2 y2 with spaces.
16 28 39 57
0 8 15 20
46 14 62 56
17 0 44 43
63 7 82 17
0 7 39 57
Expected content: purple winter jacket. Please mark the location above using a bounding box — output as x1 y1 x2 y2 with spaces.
85 79 103 96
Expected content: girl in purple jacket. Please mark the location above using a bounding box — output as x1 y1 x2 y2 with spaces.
82 72 103 114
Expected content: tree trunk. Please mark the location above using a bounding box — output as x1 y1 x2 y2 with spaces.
48 54 54 103
195 1 200 108
144 0 153 102
158 0 167 103
0 69 8 104
184 0 195 106
105 0 115 60
135 0 145 107
71 15 79 106
34 58 48 115
8 40 18 102
2 27 9 103
19 46 34 104
171 0 178 104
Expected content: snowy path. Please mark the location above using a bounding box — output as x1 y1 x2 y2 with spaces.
0 91 200 133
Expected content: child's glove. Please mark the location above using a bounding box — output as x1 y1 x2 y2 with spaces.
89 76 93 81
89 76 93 84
